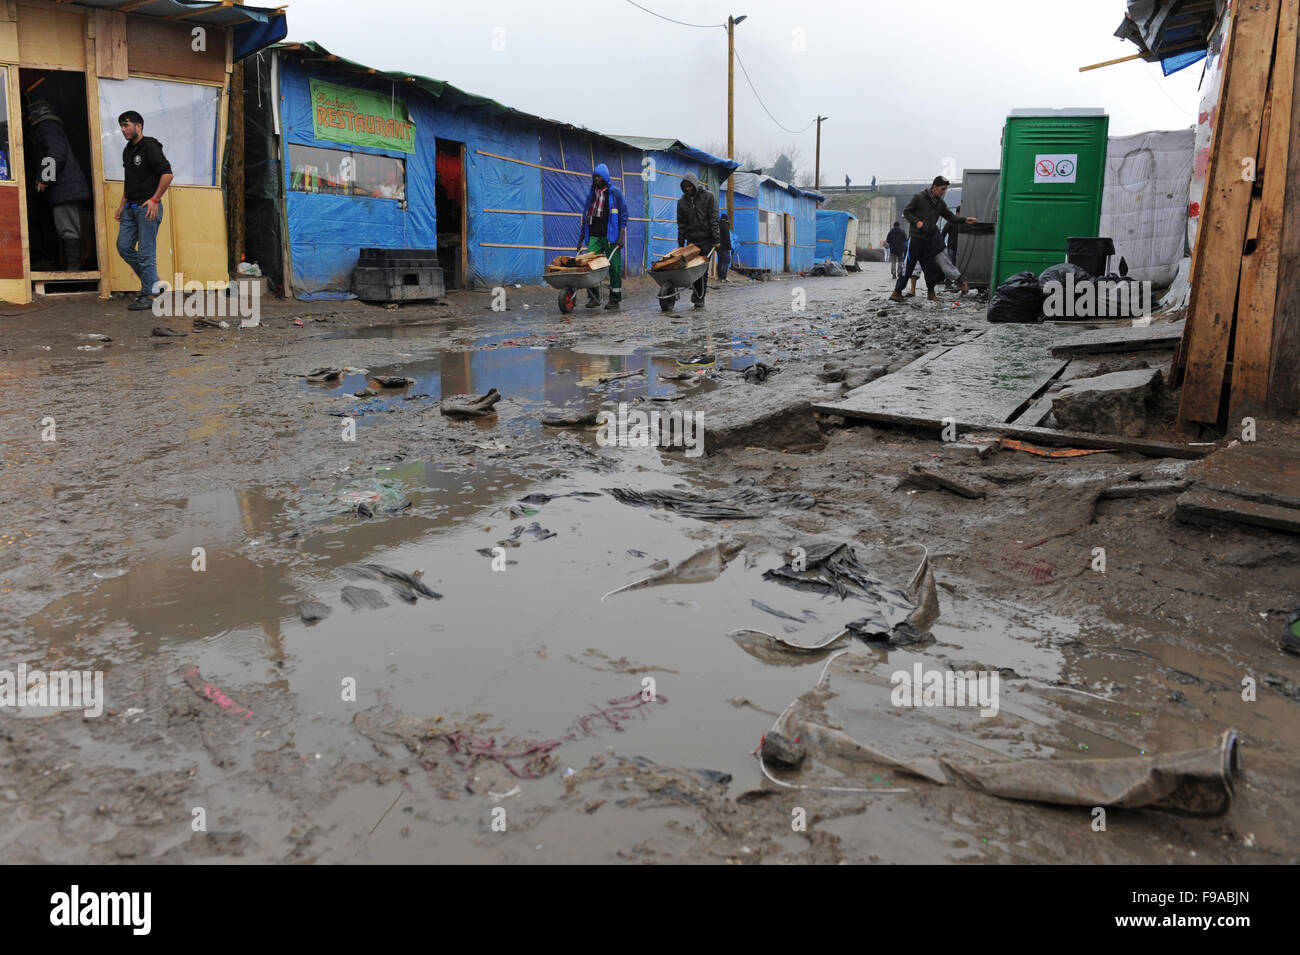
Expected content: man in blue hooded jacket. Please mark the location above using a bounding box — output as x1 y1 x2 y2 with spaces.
579 163 628 311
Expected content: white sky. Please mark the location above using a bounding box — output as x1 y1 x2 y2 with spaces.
283 0 1205 182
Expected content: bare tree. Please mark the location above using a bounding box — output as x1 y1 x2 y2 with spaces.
769 143 806 184
701 140 761 172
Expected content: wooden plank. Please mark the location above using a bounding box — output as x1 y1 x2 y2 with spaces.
7 63 29 301
816 324 1069 427
1175 488 1300 533
85 26 111 299
1049 320 1185 356
15 2 85 68
125 14 225 83
1270 1 1300 414
0 19 17 61
227 34 244 273
1185 440 1300 508
1231 0 1297 419
1179 0 1283 427
94 10 127 79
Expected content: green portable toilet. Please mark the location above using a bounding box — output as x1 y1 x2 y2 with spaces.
991 108 1108 288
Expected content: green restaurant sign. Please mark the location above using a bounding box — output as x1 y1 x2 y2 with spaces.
310 79 416 154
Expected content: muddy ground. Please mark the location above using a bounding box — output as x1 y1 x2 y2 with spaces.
1 261 1296 864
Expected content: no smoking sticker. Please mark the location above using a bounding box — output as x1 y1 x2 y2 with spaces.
1034 153 1078 184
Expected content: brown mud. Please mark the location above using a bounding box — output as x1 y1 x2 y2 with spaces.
1 263 1296 863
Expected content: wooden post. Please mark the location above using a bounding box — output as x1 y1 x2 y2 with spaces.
814 115 827 189
1271 1 1300 415
1230 0 1297 419
1178 0 1281 428
727 15 736 223
84 19 110 299
228 39 245 272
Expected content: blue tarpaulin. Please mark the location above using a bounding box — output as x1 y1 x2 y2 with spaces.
816 210 855 264
274 44 736 295
730 172 823 272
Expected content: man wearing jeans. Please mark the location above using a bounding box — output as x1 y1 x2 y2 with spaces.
114 111 173 310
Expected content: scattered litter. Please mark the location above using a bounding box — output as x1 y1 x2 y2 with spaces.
602 541 744 600
897 464 987 499
151 326 187 338
81 333 112 342
999 438 1113 458
179 665 253 718
306 367 342 382
540 408 600 427
344 563 442 602
605 482 814 520
441 388 501 418
1282 608 1300 657
743 361 773 383
298 600 332 624
354 388 377 398
372 375 414 388
340 585 389 612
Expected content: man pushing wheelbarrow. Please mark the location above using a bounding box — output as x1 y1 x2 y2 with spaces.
677 173 719 310
578 163 628 312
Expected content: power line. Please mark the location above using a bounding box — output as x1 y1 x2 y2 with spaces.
733 44 816 135
622 0 725 29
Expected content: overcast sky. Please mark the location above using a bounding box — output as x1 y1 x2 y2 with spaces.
285 0 1204 182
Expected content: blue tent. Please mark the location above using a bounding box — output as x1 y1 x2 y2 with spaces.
730 173 824 272
816 209 856 264
266 45 739 297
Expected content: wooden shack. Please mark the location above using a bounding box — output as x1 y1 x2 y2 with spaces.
0 0 286 304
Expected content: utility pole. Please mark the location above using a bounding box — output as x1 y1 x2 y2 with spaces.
814 115 828 190
727 14 746 222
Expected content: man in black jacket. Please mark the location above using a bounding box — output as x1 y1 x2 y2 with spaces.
114 110 173 310
890 176 973 302
677 173 719 309
27 101 90 271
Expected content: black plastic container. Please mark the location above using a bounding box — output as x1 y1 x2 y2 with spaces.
1065 236 1116 277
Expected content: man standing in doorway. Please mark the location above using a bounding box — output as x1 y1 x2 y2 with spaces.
27 101 90 272
889 176 973 302
114 110 173 310
677 173 718 309
578 162 627 311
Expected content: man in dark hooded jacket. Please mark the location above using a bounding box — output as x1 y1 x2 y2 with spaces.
884 220 908 278
28 101 91 271
677 173 719 308
578 162 628 310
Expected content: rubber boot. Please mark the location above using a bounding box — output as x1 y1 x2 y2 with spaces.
62 236 82 272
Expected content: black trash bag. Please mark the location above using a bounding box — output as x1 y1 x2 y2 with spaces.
1038 261 1092 290
987 271 1045 324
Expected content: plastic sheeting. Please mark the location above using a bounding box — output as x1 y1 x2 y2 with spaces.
731 174 820 272
955 169 999 288
1100 128 1194 288
280 59 438 296
242 51 284 292
815 210 855 265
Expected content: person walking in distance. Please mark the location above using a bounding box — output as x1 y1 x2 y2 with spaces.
889 176 973 302
885 220 908 279
114 110 173 310
716 211 735 281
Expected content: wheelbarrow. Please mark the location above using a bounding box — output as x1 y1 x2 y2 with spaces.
651 249 714 312
544 264 611 314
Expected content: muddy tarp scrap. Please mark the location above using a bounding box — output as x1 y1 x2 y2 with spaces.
759 542 937 646
343 563 441 602
764 652 1241 814
298 600 332 624
605 482 815 520
602 541 745 600
808 259 847 277
340 585 389 611
440 388 501 418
